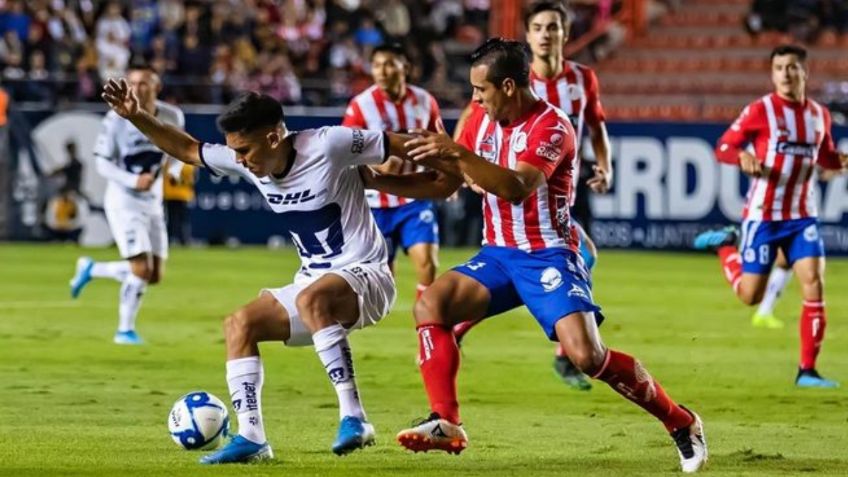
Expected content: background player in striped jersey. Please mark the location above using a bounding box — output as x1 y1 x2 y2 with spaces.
695 45 848 388
380 38 706 473
342 43 443 301
452 1 613 391
68 65 184 345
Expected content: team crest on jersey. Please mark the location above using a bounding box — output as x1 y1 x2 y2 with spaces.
540 267 564 292
512 132 528 153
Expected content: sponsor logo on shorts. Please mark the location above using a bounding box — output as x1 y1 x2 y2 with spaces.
540 267 564 292
566 283 588 300
462 261 486 271
419 209 435 224
803 225 819 242
744 248 756 263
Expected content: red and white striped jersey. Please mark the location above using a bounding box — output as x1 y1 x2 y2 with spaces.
716 93 843 221
457 101 580 253
342 84 442 209
530 61 606 204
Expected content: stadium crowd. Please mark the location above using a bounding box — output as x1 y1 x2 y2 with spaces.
0 0 621 106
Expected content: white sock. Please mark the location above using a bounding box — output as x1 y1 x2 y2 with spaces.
118 274 147 332
757 267 792 316
313 324 366 421
226 356 266 444
92 261 131 282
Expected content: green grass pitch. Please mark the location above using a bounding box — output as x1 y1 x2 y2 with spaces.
0 244 846 476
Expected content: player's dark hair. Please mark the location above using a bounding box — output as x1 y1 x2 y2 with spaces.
770 44 807 63
524 0 571 30
217 92 284 134
469 38 530 88
370 42 408 63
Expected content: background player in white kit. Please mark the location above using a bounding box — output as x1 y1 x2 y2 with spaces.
99 80 460 464
69 65 185 345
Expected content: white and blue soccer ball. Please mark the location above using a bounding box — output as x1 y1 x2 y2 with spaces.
168 391 230 450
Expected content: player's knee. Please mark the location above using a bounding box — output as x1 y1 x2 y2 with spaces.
413 292 444 325
223 310 252 340
738 287 763 306
567 345 606 376
295 289 332 326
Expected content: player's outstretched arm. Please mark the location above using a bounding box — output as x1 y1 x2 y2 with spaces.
359 167 462 199
101 78 201 166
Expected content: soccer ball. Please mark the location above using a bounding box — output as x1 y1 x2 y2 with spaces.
168 391 230 450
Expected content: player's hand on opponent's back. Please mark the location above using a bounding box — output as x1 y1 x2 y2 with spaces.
738 151 764 177
587 165 612 193
102 78 140 119
135 173 155 191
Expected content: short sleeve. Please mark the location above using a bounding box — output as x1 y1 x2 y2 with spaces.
341 100 366 128
322 126 387 166
199 142 242 177
582 68 606 127
517 112 575 179
93 112 119 161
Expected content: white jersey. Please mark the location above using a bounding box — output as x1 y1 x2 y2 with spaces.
94 100 185 213
199 126 390 272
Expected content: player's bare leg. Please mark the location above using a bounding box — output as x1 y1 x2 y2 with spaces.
407 242 438 301
397 271 488 454
201 293 286 464
555 312 708 473
752 252 791 329
792 257 837 388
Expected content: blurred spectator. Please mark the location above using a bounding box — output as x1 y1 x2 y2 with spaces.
164 159 196 246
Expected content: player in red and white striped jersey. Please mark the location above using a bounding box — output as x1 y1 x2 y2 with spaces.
695 45 848 388
388 39 706 473
452 1 613 391
342 44 442 301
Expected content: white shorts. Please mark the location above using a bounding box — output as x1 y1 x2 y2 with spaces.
105 204 168 259
262 262 396 347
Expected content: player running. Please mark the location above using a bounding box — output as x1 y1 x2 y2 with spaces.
69 65 184 345
451 1 613 391
374 38 706 473
100 81 459 463
342 43 443 301
694 45 847 388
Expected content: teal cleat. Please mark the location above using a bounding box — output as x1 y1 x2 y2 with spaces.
553 356 592 391
796 369 839 388
332 416 375 456
69 257 94 299
199 435 273 465
693 226 739 251
113 330 144 345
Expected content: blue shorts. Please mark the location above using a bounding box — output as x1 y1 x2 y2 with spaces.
739 218 824 274
453 246 601 341
371 201 439 263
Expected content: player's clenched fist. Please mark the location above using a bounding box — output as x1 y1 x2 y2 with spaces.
102 78 140 119
738 150 763 177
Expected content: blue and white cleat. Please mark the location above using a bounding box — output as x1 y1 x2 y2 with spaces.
199 435 273 464
69 256 94 299
113 330 144 345
796 369 839 388
332 416 376 456
693 226 739 251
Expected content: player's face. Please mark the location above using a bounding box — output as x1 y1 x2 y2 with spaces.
225 127 283 177
526 10 567 58
371 51 406 92
470 64 509 122
771 54 806 98
127 69 160 105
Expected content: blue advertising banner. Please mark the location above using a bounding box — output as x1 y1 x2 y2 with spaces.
19 108 848 253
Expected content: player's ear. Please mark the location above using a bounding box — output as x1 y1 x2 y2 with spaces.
502 78 516 97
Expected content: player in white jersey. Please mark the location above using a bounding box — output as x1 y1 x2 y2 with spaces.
69 66 185 345
342 43 443 302
99 81 460 464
